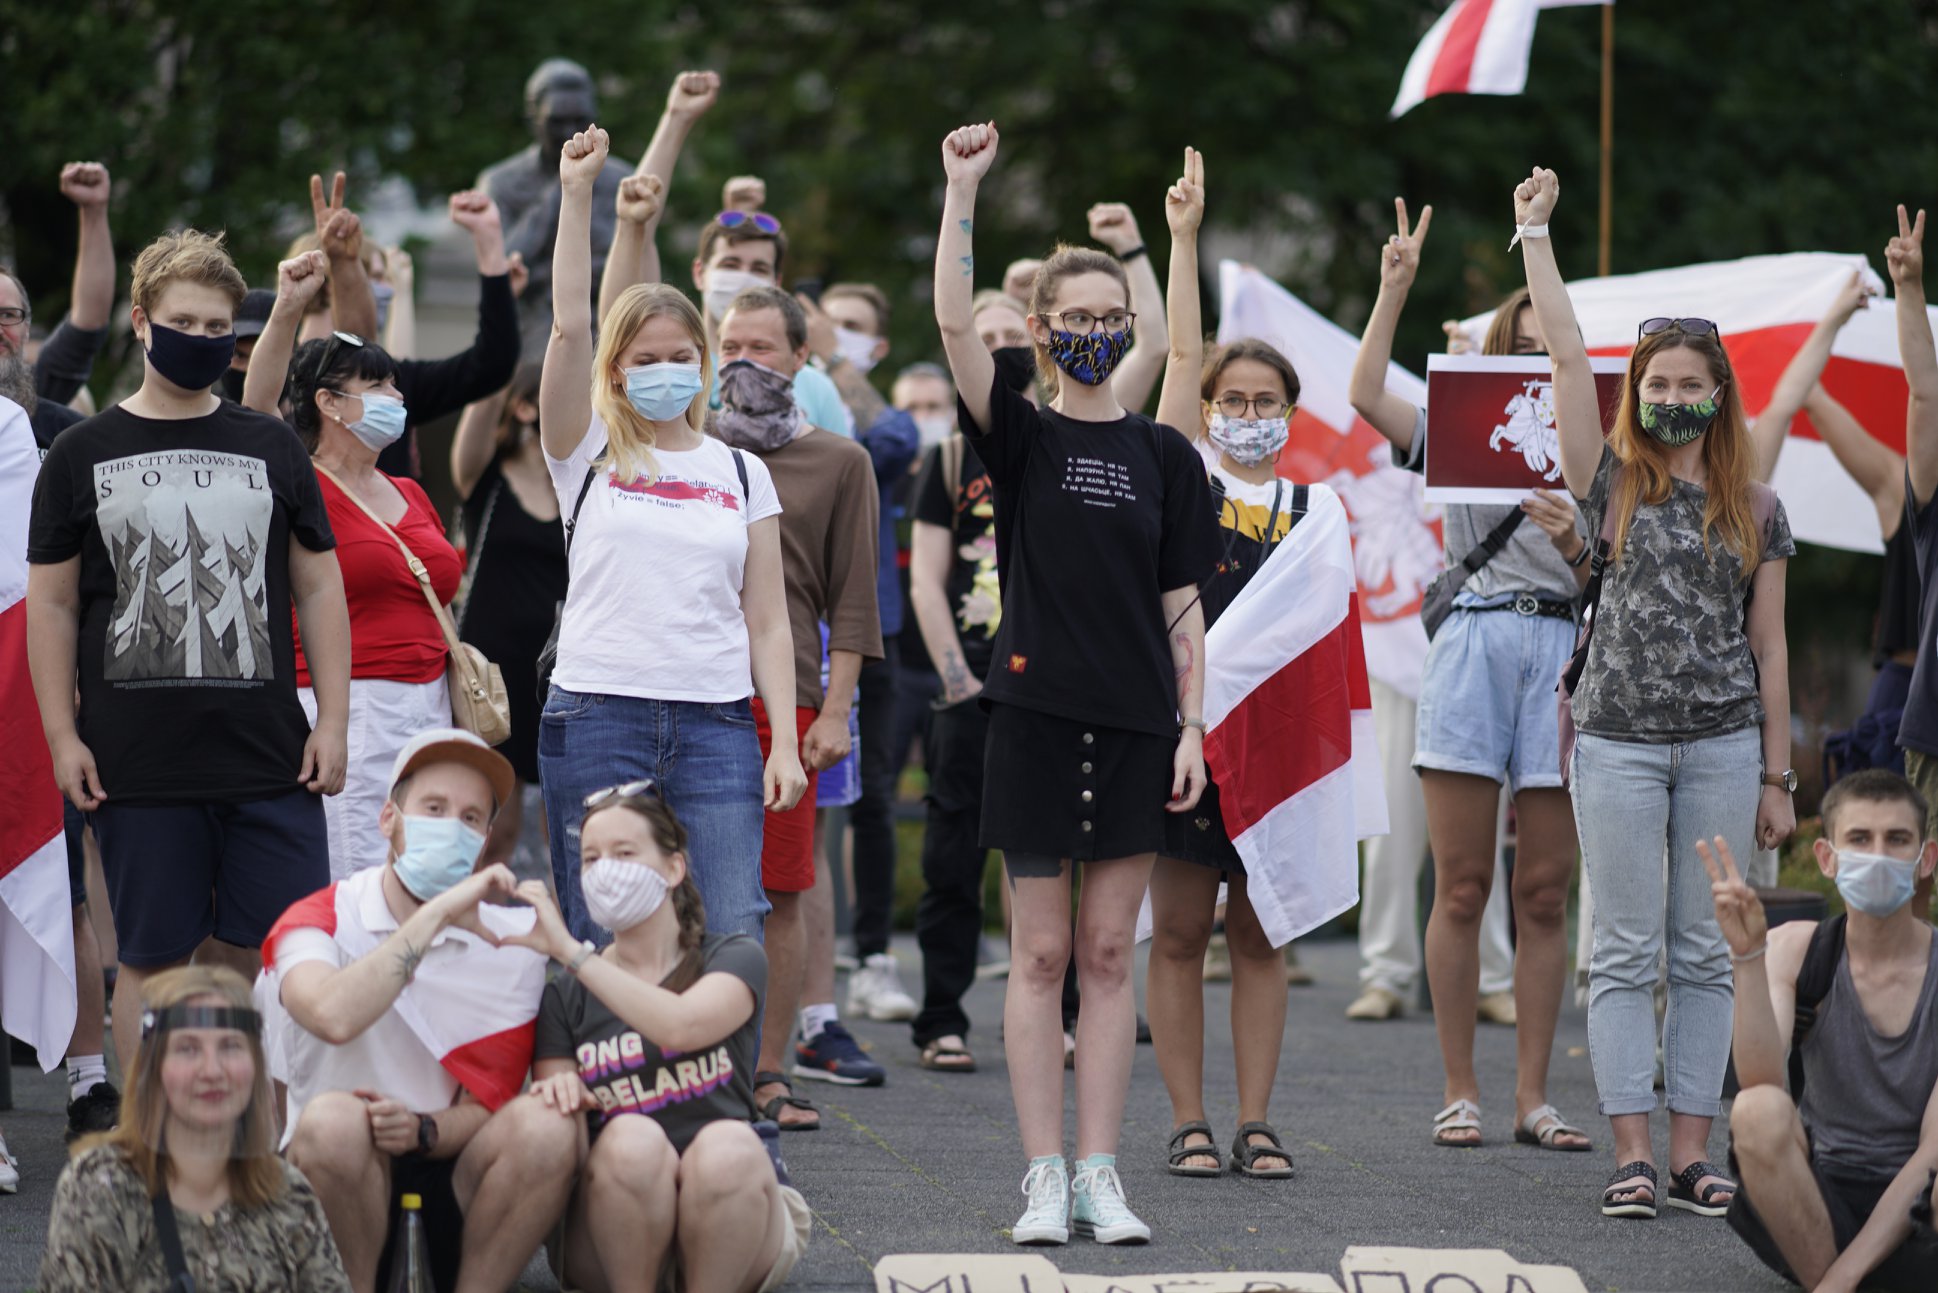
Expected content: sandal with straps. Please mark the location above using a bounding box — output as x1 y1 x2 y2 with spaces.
1229 1121 1294 1179
1431 1099 1482 1148
1166 1121 1222 1177
755 1070 820 1131
1666 1160 1736 1217
1601 1161 1658 1219
1513 1103 1592 1153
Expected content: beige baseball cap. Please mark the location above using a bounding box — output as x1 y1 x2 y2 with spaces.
386 728 516 811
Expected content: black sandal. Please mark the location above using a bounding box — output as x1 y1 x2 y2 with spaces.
1666 1161 1735 1217
1601 1161 1658 1219
755 1070 820 1131
1166 1121 1222 1176
1229 1121 1294 1179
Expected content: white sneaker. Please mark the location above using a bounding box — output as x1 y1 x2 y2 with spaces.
0 1134 18 1194
848 953 918 1022
1071 1155 1150 1244
1011 1156 1069 1245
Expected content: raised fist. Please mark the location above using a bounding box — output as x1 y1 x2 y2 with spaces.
59 162 111 209
941 122 1000 186
1087 201 1144 254
1829 269 1876 323
1381 197 1433 292
448 189 502 237
1888 205 1926 289
1163 147 1205 241
559 126 611 191
277 250 330 308
384 246 414 293
1514 167 1559 228
616 173 665 226
666 70 721 121
723 175 766 213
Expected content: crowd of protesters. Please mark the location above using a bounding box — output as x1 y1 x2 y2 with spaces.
2 60 1934 1293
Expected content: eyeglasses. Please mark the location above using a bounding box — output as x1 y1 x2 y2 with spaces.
583 778 662 811
716 210 783 235
1212 395 1288 420
1040 310 1136 337
1638 317 1719 340
0 306 29 327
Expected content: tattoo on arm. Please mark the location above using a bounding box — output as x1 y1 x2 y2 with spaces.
941 651 972 699
960 218 973 235
960 254 974 276
394 937 424 985
1173 632 1195 696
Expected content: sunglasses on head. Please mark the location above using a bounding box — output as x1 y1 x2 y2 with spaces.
313 328 366 381
583 778 662 812
1638 317 1719 340
716 210 782 235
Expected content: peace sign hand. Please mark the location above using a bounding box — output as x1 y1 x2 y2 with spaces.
1888 205 1925 289
1165 146 1205 240
311 172 362 260
1380 197 1433 291
1695 835 1769 961
559 126 611 192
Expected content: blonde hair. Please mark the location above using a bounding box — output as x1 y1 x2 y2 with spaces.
1607 329 1761 574
971 289 1027 323
590 284 712 485
74 966 284 1209
131 230 247 316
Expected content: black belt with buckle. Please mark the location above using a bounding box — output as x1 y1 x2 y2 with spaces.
1474 593 1577 622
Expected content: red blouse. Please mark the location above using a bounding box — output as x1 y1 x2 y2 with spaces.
294 472 462 687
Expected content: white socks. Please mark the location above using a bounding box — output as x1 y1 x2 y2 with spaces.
67 1054 107 1100
800 1003 838 1042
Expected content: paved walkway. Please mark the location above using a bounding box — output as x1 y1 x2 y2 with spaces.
0 939 1789 1292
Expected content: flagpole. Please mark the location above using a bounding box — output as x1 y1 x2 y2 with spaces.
1597 2 1614 277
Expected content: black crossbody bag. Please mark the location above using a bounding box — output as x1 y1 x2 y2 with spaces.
1420 509 1526 640
153 1192 196 1292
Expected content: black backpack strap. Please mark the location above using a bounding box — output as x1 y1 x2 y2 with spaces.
731 447 750 498
561 464 598 556
1455 508 1528 580
152 1192 196 1292
1788 914 1847 1100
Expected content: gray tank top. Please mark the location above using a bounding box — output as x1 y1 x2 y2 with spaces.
1800 930 1938 1181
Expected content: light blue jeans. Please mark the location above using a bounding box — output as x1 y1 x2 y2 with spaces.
1570 726 1762 1117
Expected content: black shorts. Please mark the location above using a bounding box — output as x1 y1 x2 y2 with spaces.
89 789 330 967
380 1155 464 1293
63 802 87 908
1162 769 1244 873
1728 1143 1938 1292
980 703 1176 862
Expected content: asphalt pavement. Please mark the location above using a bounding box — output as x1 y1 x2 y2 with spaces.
0 937 1790 1293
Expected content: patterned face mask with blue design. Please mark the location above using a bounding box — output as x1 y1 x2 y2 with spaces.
1041 323 1133 387
1638 387 1720 446
1206 412 1290 467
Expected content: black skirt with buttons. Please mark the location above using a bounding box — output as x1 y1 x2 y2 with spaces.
1161 769 1246 874
979 702 1180 862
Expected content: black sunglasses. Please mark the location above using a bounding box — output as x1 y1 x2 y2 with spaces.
1638 317 1719 340
583 778 662 812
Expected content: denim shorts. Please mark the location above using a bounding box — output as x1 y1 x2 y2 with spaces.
1413 601 1577 793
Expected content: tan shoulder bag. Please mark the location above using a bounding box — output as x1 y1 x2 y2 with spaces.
313 464 511 747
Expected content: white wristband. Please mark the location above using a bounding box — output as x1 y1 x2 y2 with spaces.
1509 221 1550 251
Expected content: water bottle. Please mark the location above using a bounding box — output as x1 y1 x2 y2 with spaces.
387 1192 432 1293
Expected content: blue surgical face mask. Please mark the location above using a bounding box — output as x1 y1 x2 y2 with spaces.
1834 849 1920 919
391 814 486 902
340 391 408 451
623 361 705 422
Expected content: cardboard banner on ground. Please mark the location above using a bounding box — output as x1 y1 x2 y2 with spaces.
1062 1274 1342 1293
1338 1247 1589 1293
874 1254 1066 1293
1423 356 1626 504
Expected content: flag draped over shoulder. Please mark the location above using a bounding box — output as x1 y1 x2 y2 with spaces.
0 395 77 1072
1201 485 1387 949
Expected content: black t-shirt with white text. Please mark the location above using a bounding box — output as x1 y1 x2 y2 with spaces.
27 402 335 803
913 438 1000 682
958 372 1218 736
533 933 765 1153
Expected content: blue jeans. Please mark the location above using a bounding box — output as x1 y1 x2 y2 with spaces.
1570 726 1761 1117
538 688 769 943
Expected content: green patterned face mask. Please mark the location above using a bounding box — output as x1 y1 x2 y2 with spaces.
1639 388 1720 446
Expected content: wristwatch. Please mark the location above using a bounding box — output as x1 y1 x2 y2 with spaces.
1762 769 1798 793
413 1113 438 1158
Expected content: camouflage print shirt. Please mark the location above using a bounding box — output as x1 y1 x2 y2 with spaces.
1572 446 1793 743
37 1145 350 1293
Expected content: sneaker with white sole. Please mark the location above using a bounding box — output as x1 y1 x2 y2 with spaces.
1011 1155 1069 1245
848 952 918 1022
1070 1154 1149 1244
0 1134 18 1194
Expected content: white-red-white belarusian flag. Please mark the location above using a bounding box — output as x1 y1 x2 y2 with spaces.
1455 251 1912 553
1392 0 1611 119
0 395 78 1072
1201 486 1388 949
1218 261 1443 700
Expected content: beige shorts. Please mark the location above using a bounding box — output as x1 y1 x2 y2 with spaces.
551 1182 811 1293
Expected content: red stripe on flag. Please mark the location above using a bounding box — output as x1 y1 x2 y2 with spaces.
444 1020 537 1111
0 600 63 882
260 884 340 968
1204 615 1358 840
1424 0 1496 98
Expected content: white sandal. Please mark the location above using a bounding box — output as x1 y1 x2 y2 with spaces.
1431 1099 1482 1148
1514 1103 1592 1152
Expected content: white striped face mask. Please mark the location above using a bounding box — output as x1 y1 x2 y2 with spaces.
582 858 671 931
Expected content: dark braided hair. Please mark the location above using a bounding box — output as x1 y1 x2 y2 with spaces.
287 334 400 453
580 794 710 990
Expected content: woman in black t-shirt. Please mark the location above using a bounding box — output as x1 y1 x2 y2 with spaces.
934 122 1218 1247
515 789 809 1293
